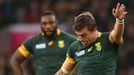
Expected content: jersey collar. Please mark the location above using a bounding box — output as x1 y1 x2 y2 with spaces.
97 32 102 38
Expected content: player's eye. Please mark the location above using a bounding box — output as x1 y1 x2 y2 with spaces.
82 33 88 37
42 21 55 25
49 21 55 24
79 34 86 38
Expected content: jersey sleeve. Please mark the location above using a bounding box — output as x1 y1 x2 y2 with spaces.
66 43 77 64
104 32 119 47
18 37 34 57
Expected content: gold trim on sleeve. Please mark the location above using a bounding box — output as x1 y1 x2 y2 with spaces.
18 45 30 57
109 36 114 44
66 54 76 64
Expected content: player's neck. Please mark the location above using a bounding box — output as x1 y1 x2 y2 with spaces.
92 30 98 42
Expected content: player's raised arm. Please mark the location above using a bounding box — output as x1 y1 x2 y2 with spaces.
109 3 128 44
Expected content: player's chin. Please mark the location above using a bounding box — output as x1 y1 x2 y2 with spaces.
81 42 87 45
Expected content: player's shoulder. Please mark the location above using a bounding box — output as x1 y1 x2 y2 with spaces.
67 40 80 56
25 33 41 42
100 32 110 39
69 40 80 49
100 32 113 44
22 33 41 48
100 32 120 47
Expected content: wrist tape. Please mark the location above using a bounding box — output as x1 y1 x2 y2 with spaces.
116 18 124 24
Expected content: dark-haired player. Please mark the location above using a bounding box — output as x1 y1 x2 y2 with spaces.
56 3 127 75
10 10 76 75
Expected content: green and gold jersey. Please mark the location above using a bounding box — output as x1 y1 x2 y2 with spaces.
18 29 77 75
67 32 120 75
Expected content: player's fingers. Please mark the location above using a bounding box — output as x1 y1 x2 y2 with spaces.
120 4 124 9
116 3 120 9
121 4 124 7
122 5 126 11
123 6 126 12
124 11 128 15
123 12 128 18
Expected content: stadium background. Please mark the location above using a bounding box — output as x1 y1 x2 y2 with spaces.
0 0 134 75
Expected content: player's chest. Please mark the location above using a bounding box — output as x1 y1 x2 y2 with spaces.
74 42 105 62
32 39 68 55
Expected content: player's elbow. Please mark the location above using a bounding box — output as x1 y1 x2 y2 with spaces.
10 54 21 67
110 31 124 44
10 55 17 67
110 36 124 45
10 50 26 66
115 37 124 45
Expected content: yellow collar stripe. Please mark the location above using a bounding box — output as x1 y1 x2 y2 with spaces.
97 32 102 38
57 28 61 36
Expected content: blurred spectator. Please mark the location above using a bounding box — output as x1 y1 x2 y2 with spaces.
40 0 50 11
25 0 40 23
0 56 6 75
127 66 134 75
14 8 26 23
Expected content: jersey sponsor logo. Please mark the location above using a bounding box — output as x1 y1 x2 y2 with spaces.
35 43 46 49
75 50 85 57
88 46 93 52
58 40 65 48
48 41 54 46
95 42 102 51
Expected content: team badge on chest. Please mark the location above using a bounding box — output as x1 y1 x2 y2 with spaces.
58 40 65 48
48 41 54 46
88 46 93 52
95 42 102 51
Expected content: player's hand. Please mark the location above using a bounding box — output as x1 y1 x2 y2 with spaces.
112 3 128 20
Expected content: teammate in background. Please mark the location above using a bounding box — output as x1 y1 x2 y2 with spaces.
56 3 128 75
10 10 76 75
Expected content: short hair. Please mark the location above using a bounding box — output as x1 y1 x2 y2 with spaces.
73 12 96 31
41 10 56 17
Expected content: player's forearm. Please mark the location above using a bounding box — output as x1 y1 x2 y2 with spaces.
10 58 24 75
110 3 127 43
55 69 70 75
55 65 75 75
113 19 124 40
